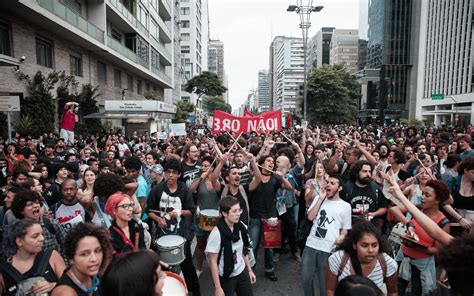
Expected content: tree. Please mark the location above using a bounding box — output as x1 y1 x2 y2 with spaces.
206 96 232 113
75 84 102 135
306 64 359 124
144 90 163 101
17 71 59 136
184 71 227 100
173 100 195 123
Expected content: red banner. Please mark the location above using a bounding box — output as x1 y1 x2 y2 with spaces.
212 110 282 134
243 107 257 117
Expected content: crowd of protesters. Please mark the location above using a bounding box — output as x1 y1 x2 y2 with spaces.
0 122 473 296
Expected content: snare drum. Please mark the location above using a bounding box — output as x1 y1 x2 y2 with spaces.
458 209 474 220
156 235 186 266
198 209 220 231
163 272 188 296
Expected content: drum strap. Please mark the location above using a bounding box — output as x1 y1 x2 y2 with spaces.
337 252 387 282
112 226 137 253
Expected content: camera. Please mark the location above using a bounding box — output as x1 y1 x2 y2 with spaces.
418 153 426 160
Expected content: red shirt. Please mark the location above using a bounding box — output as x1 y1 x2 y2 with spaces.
60 109 75 131
401 212 446 259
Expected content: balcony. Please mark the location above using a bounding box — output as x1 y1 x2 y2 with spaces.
151 66 172 85
159 0 172 21
107 35 143 67
108 0 148 37
156 17 172 42
37 0 104 43
150 36 172 64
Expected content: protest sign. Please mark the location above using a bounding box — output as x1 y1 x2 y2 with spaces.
212 110 282 134
169 123 186 136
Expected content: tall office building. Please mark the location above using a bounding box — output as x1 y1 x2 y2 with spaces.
257 70 271 112
269 36 285 109
208 38 227 102
307 27 335 69
0 0 176 133
271 36 304 114
329 29 359 74
179 0 209 115
413 0 474 126
358 0 413 124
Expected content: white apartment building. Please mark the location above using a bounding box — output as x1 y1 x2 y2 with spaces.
0 0 177 133
273 36 304 114
208 38 227 103
412 0 474 126
257 70 271 112
330 29 359 74
179 0 208 118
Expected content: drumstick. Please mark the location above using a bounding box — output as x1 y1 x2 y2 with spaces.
159 260 170 269
227 132 244 152
256 163 278 175
226 131 245 150
148 209 167 215
280 132 293 143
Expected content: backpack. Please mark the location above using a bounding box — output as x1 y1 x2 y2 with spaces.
0 249 53 296
221 185 250 224
337 252 387 282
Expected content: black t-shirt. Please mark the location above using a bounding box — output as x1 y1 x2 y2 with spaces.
54 151 67 162
249 175 282 219
226 184 250 226
342 181 388 216
180 161 202 188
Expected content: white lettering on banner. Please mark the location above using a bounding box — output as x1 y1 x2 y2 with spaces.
232 119 240 131
213 118 220 130
212 110 282 134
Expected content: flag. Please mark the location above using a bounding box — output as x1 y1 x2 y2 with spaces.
286 112 292 129
244 106 257 117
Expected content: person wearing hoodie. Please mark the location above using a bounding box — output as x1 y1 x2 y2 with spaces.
146 158 201 296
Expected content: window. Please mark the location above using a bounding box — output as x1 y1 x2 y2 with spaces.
137 80 142 94
114 68 121 88
180 7 190 15
36 36 53 68
97 61 107 84
150 20 158 39
69 51 82 76
180 20 190 28
127 74 134 92
181 45 190 54
0 21 11 56
180 33 190 41
151 49 159 69
182 96 190 103
111 29 122 42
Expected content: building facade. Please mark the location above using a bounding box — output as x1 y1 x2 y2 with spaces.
257 70 271 112
307 27 335 70
274 36 304 114
358 0 413 124
329 29 359 74
413 0 474 126
0 0 176 133
208 38 227 103
179 0 209 118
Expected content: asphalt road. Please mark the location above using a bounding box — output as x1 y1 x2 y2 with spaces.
198 248 306 296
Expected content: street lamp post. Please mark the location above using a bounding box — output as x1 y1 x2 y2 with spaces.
446 96 458 126
287 2 323 123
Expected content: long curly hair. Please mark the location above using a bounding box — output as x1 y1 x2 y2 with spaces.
336 221 391 256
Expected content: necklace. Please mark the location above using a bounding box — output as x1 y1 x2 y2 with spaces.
70 268 100 294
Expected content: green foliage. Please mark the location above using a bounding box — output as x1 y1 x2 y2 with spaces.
75 84 102 135
173 100 195 123
206 96 232 113
17 70 59 136
306 64 360 124
400 118 423 127
14 114 36 135
144 90 163 101
184 71 227 97
56 71 79 123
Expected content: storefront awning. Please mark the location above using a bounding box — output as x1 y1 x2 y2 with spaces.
84 112 174 120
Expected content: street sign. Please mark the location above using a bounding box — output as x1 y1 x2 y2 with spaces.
0 95 20 111
431 94 445 100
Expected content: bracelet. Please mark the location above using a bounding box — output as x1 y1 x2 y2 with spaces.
457 216 464 222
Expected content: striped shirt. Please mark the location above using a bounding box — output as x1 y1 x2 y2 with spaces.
328 250 398 289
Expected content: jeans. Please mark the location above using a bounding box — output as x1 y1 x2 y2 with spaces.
220 269 254 296
248 218 274 272
301 246 330 296
279 206 298 254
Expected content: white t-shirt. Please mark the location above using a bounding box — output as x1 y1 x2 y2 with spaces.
205 227 245 278
305 198 352 253
328 250 398 289
54 202 85 231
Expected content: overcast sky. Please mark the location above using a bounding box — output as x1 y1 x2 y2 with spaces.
207 0 361 110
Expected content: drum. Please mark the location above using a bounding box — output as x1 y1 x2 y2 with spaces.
388 222 405 255
162 272 188 296
156 235 186 266
458 209 474 220
198 209 220 231
262 219 281 249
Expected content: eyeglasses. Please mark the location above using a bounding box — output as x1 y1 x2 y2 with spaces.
115 203 135 210
230 209 243 214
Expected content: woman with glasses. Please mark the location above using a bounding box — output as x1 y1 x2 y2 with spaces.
104 192 145 256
